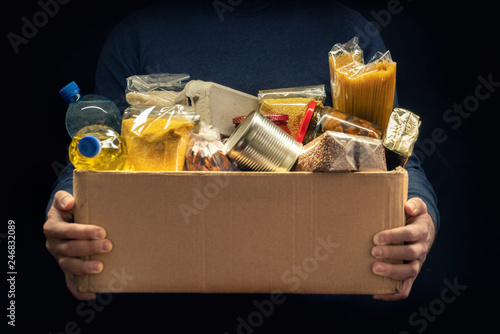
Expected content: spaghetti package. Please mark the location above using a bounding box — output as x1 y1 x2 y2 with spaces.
258 85 326 138
329 37 396 130
125 73 190 107
121 104 199 171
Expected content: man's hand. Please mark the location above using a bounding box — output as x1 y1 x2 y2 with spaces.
371 197 436 301
43 190 113 300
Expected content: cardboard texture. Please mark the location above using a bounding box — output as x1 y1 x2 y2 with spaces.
74 169 407 295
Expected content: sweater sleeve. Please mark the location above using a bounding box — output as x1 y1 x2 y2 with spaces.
45 162 75 219
405 153 440 231
348 13 440 232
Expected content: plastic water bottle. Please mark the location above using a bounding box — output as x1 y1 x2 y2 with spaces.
60 81 127 170
68 125 127 170
59 81 122 138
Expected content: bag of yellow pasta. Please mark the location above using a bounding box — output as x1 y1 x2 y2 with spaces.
329 37 396 130
121 104 200 171
257 85 326 139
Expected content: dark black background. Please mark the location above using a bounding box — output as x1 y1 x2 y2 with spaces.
3 0 497 333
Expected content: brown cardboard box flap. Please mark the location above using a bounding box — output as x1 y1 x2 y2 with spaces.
74 168 407 295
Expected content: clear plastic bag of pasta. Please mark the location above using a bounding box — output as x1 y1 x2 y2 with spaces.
329 37 396 130
257 85 326 139
125 73 190 107
121 104 200 171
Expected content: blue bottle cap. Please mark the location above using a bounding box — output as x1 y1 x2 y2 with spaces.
59 81 80 102
78 136 101 158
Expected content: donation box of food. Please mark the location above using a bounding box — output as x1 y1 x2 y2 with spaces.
74 168 407 295
72 38 419 295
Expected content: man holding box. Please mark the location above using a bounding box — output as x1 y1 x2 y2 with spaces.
44 0 439 304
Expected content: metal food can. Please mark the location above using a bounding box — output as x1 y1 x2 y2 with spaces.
223 110 303 172
232 113 291 135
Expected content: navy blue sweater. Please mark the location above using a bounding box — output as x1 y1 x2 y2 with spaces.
47 0 439 231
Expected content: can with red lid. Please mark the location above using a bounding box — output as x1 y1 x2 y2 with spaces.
233 113 291 135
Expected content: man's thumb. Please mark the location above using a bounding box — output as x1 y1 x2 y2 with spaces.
405 197 427 216
54 190 75 211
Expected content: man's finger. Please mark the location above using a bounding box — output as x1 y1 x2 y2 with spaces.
371 243 426 261
372 260 421 281
64 272 97 301
54 190 75 211
373 223 425 245
45 220 106 240
46 191 75 223
53 238 112 258
405 197 427 217
373 277 415 301
58 256 104 275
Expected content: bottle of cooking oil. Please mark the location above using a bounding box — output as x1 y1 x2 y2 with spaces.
69 125 127 170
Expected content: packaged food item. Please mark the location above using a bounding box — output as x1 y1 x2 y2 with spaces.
258 85 327 101
125 73 190 107
356 135 387 171
383 108 421 170
258 85 326 139
69 125 127 171
295 101 317 143
233 113 291 135
294 131 356 172
185 123 239 171
293 131 386 172
121 104 199 171
329 37 396 130
302 105 383 144
174 80 261 137
224 111 302 172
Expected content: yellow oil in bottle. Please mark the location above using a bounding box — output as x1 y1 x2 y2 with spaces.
69 125 127 170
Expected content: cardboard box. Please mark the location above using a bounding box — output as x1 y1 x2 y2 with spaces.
74 168 407 295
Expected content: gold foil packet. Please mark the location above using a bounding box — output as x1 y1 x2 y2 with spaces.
383 108 421 158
